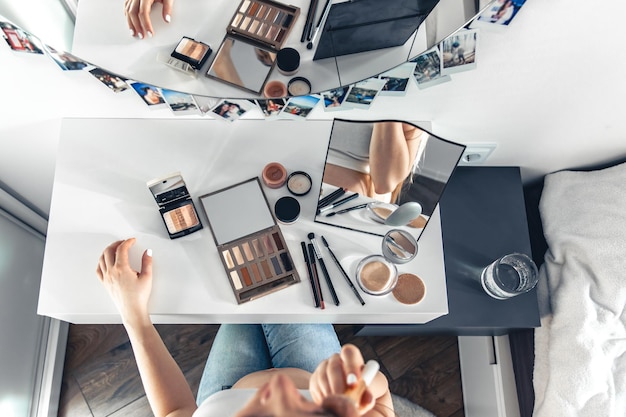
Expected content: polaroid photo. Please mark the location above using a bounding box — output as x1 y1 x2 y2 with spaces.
343 78 386 109
321 87 349 112
255 98 287 118
88 68 129 93
279 95 321 120
378 62 416 96
411 47 451 89
130 81 167 107
441 29 478 76
193 96 219 115
161 88 202 116
471 0 526 30
1 21 43 54
210 99 255 122
44 45 89 70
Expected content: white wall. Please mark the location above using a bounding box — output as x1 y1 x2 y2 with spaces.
1 0 626 218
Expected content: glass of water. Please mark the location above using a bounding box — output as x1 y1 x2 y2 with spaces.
480 253 538 300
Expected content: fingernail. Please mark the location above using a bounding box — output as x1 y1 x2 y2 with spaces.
138 32 143 39
147 31 153 38
146 249 153 257
130 29 135 37
346 373 357 385
165 14 171 23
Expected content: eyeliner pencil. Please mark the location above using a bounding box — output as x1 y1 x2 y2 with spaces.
318 193 359 214
301 0 319 43
308 243 325 309
309 233 340 306
301 241 320 308
325 203 368 217
317 187 346 209
321 235 365 306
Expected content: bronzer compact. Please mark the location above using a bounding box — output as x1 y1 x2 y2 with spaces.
147 173 203 239
199 178 300 304
165 36 212 76
206 0 300 94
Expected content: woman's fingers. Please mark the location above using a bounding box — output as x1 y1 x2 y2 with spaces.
340 344 366 382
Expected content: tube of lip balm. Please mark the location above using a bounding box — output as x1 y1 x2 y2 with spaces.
344 360 380 404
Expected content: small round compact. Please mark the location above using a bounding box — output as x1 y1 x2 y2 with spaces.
263 80 288 98
288 77 311 96
262 162 287 189
287 171 312 196
276 47 300 75
274 196 300 224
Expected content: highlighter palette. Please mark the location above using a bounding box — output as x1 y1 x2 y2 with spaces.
199 178 300 304
229 0 300 50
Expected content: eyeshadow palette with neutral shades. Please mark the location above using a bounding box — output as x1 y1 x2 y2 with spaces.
199 178 300 304
228 0 300 50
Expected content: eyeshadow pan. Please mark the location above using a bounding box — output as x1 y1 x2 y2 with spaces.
261 259 272 278
263 235 275 254
241 267 253 286
249 2 260 16
268 26 279 41
272 233 284 250
163 204 199 234
257 22 269 37
271 257 282 275
230 270 243 290
266 8 278 22
242 242 254 261
274 11 284 24
280 252 293 272
276 28 286 43
232 246 244 265
251 263 262 282
223 250 235 269
239 0 251 13
233 13 244 26
281 13 294 28
249 19 260 33
252 239 263 257
257 4 268 18
242 16 252 30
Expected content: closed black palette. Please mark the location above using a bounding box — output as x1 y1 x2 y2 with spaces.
199 178 299 304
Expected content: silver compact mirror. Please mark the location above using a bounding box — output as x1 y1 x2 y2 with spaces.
381 229 418 264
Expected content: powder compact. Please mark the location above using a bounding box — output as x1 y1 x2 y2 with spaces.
355 229 420 298
147 173 203 239
286 171 312 196
166 37 212 75
199 178 300 304
206 0 300 94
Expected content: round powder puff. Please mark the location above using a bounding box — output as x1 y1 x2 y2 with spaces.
392 273 426 305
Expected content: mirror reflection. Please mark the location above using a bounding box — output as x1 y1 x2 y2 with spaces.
315 119 465 239
206 36 276 94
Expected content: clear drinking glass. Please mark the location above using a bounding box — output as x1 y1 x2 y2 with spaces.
480 253 538 300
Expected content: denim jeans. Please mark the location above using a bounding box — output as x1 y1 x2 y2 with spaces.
196 324 341 405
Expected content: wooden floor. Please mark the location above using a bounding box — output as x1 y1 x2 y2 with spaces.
58 324 464 417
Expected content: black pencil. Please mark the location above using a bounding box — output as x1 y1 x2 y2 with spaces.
317 187 345 209
321 235 365 305
300 0 319 43
301 242 320 308
308 243 325 309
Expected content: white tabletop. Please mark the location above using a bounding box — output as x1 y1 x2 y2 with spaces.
72 0 428 98
38 118 448 324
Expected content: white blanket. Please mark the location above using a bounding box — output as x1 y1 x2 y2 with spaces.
533 162 626 417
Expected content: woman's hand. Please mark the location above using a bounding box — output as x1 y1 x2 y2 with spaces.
96 238 153 328
124 0 174 39
309 344 376 415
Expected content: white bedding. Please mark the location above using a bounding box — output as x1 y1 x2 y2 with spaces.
533 162 626 416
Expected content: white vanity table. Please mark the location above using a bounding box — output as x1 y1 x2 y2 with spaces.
72 0 429 97
38 118 448 324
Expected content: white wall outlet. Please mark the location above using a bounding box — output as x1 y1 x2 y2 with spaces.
459 143 497 165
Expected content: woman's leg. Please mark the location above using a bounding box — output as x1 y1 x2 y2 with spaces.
261 324 341 373
196 324 271 405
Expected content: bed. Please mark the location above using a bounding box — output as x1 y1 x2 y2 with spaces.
511 158 626 417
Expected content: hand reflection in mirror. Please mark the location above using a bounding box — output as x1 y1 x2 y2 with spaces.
323 121 424 204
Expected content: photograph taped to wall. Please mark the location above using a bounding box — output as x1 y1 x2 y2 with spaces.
256 98 287 118
441 29 478 75
161 89 201 116
1 21 43 54
474 0 526 26
411 47 451 89
343 78 386 109
210 98 254 122
89 68 129 93
130 81 166 106
321 87 349 112
279 95 321 119
378 62 415 96
45 45 89 71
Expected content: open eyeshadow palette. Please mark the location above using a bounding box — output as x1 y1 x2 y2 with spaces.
228 0 299 49
199 178 300 304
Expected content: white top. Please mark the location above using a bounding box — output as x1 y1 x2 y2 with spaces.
193 389 312 417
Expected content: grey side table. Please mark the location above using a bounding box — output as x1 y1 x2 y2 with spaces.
358 166 541 336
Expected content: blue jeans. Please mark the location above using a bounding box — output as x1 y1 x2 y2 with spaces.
196 324 341 405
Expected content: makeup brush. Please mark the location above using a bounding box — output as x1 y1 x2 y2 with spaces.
344 360 380 404
318 193 359 214
325 203 367 217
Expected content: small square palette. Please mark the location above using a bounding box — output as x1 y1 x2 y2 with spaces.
199 178 300 304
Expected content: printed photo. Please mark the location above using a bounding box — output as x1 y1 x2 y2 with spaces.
378 62 415 96
161 89 201 115
411 47 451 89
89 68 129 93
130 82 166 106
45 45 89 70
1 21 43 54
344 78 386 109
256 98 286 117
441 29 478 75
210 99 253 122
280 95 321 119
476 0 526 26
321 87 349 111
